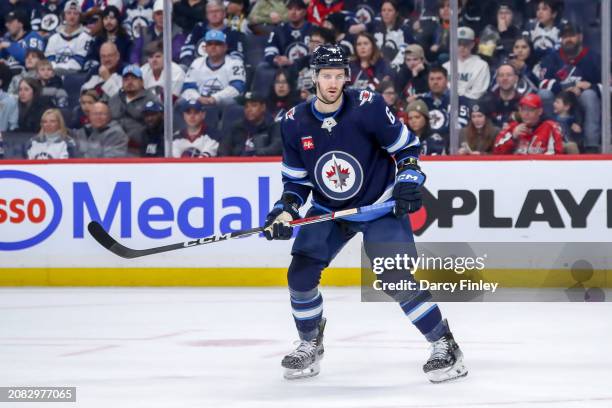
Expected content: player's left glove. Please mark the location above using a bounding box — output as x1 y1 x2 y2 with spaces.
263 195 300 240
392 163 426 217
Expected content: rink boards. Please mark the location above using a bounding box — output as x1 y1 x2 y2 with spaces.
1 156 611 286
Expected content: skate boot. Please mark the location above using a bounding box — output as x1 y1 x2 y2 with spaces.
282 318 326 380
423 320 468 383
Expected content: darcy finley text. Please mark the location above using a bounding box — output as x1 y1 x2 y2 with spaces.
372 279 499 293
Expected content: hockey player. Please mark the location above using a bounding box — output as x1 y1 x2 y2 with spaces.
493 93 564 155
264 44 467 383
45 0 93 73
180 30 246 107
0 10 45 71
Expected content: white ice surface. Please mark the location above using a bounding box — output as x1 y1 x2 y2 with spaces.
0 288 611 408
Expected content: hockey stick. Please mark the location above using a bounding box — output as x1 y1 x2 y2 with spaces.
88 201 395 259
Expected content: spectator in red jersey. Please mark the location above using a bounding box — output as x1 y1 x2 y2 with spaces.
307 0 343 26
493 93 564 155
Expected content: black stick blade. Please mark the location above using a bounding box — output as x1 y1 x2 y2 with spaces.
87 221 140 259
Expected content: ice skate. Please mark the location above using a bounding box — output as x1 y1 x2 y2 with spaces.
282 318 326 380
423 321 468 383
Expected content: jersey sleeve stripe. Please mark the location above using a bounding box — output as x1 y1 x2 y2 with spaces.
281 163 308 179
386 125 419 154
289 180 314 188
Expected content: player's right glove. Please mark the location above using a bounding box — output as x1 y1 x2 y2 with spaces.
392 163 426 217
263 195 300 240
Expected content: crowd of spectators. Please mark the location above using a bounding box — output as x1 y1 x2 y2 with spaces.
0 0 607 160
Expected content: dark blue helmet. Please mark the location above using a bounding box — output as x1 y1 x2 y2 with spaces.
311 44 349 72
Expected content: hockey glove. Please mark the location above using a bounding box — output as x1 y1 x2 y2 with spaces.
264 195 301 240
392 164 426 217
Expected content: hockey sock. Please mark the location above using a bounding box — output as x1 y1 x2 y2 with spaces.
399 291 448 342
290 287 323 341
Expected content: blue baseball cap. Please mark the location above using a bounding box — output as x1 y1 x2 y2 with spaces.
143 100 163 113
181 99 205 112
122 64 143 78
204 29 226 44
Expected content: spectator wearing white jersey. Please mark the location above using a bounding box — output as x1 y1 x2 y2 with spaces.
26 109 76 160
141 40 185 100
172 99 219 158
181 30 246 107
442 26 490 101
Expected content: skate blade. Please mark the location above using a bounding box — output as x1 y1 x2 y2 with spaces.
283 362 320 380
427 362 468 384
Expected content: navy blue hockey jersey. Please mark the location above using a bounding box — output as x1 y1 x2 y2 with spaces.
537 47 602 95
264 22 313 66
280 89 419 219
420 91 470 137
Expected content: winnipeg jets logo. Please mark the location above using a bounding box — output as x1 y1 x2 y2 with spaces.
429 109 446 130
359 90 373 106
325 156 351 189
314 151 363 200
321 117 337 132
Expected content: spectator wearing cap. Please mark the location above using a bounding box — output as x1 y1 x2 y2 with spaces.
74 101 129 158
523 0 563 60
172 99 219 158
141 100 165 157
141 40 185 100
486 63 522 128
348 0 414 70
82 8 103 38
108 64 159 155
306 0 343 27
173 0 206 33
130 0 186 65
181 29 246 107
17 77 53 133
0 62 18 131
458 101 499 155
443 26 491 101
7 49 43 95
89 6 133 65
0 0 41 33
349 32 394 92
0 10 45 71
179 0 246 68
262 0 311 68
405 99 446 155
219 91 282 156
395 43 429 105
537 21 602 153
226 0 250 34
45 1 93 74
82 41 126 98
493 93 563 154
248 0 288 26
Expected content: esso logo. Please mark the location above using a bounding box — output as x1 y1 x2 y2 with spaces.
0 170 62 250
